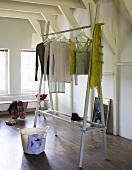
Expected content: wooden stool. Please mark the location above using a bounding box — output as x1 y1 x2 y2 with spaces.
38 100 46 119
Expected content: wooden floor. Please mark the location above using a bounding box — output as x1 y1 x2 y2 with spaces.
0 112 132 170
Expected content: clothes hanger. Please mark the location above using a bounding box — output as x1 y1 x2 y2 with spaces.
44 34 58 44
57 35 68 42
44 37 51 44
72 30 92 50
73 30 92 42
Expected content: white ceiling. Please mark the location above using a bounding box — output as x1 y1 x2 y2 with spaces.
0 0 86 36
0 0 131 55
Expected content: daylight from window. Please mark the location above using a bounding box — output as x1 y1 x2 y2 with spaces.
21 50 40 93
0 50 8 94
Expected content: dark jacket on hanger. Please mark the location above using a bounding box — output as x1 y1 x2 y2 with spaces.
35 42 49 81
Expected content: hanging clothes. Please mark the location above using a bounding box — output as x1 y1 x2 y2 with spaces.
35 42 49 81
44 38 62 88
49 41 71 83
44 41 51 81
49 41 71 93
69 39 78 85
76 40 90 75
89 24 104 98
49 82 65 93
69 39 76 75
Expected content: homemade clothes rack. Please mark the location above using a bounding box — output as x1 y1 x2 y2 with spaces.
33 24 108 168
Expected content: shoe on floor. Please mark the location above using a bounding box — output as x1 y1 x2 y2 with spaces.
5 119 17 126
71 113 83 121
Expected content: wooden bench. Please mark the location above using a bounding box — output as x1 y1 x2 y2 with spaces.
0 99 48 119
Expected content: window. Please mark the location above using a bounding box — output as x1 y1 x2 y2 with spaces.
21 50 41 93
0 49 8 94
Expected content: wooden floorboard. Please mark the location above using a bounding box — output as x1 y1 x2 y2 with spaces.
0 113 132 170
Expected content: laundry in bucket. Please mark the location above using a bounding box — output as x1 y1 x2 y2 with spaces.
27 134 45 154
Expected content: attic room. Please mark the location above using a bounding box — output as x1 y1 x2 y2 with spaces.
0 0 132 169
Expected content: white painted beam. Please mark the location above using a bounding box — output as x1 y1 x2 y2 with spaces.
12 0 86 9
82 0 116 54
59 6 80 34
58 5 86 41
0 1 61 15
102 24 116 54
80 0 94 9
41 12 62 38
28 18 41 36
94 4 100 25
116 62 132 66
112 0 119 136
39 20 46 41
122 0 132 23
0 9 43 20
89 2 95 34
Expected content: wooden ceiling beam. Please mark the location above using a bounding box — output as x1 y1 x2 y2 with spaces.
58 5 86 41
28 18 41 36
11 0 86 9
0 1 62 15
122 0 132 23
0 9 43 20
82 0 116 54
41 12 62 38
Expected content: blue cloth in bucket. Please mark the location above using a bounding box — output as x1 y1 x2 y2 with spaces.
27 134 45 154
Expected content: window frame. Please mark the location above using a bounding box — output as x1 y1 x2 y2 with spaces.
21 49 41 94
0 49 8 94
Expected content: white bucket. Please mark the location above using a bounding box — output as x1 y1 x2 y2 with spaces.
20 126 49 155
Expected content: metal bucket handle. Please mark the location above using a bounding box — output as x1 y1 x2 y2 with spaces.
44 126 49 132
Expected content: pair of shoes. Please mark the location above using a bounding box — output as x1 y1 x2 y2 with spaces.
5 119 17 126
71 113 83 121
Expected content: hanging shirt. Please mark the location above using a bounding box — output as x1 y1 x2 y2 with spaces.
69 39 78 85
49 41 71 93
35 42 49 81
89 24 104 98
76 40 90 75
49 41 71 83
44 41 50 81
49 82 65 93
69 39 76 75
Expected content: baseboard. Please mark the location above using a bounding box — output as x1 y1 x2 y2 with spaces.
0 108 36 115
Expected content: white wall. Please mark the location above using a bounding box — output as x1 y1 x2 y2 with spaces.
95 1 132 140
0 17 38 110
119 66 132 139
118 1 132 140
0 17 35 94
